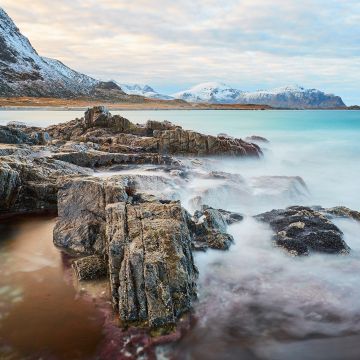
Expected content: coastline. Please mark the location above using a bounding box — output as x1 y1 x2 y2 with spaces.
0 97 357 111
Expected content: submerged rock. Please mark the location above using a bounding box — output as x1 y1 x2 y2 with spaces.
322 206 360 222
255 206 350 256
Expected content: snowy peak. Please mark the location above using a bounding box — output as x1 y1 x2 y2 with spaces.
172 82 243 104
239 85 345 108
0 7 99 98
172 82 346 108
119 83 174 100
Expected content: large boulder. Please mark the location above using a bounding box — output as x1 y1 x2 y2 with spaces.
53 177 198 328
255 206 350 256
106 199 198 328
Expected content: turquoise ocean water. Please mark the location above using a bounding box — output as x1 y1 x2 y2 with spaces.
1 109 360 359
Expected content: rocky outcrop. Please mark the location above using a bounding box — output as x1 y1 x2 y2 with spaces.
255 206 350 256
188 205 236 251
53 177 198 328
0 154 90 216
155 128 261 156
0 124 51 145
321 206 360 222
46 106 262 158
106 200 197 328
51 150 175 168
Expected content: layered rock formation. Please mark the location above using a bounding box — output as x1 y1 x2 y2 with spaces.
53 176 199 328
255 206 351 256
0 151 91 216
52 175 240 327
46 106 262 157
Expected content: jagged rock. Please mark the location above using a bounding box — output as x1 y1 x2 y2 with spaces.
255 206 350 256
53 177 198 328
106 199 198 328
189 205 234 251
145 120 179 136
7 121 27 128
84 106 135 133
154 128 261 156
0 162 21 209
217 208 244 225
0 125 35 144
72 255 107 281
51 150 174 168
53 178 109 255
46 107 263 157
322 206 360 222
0 154 91 215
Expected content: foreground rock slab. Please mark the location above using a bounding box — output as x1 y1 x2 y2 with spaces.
255 206 350 256
54 176 198 329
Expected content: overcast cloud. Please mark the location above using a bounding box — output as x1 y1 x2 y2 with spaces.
2 0 360 104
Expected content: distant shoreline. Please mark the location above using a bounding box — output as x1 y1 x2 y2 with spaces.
0 97 358 111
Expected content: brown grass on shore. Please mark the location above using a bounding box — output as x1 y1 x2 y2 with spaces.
0 97 272 110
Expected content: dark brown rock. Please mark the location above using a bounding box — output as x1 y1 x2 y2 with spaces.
72 255 107 281
255 206 350 256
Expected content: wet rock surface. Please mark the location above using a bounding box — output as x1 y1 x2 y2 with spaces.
255 206 350 256
54 176 198 328
189 205 236 251
2 106 358 337
321 206 360 222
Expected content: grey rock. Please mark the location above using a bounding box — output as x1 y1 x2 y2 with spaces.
189 205 235 251
54 177 198 328
0 154 91 216
255 206 350 256
0 126 35 144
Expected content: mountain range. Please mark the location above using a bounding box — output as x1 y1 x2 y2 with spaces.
0 7 347 108
171 82 346 108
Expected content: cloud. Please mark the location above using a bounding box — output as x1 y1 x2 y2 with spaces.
1 0 360 104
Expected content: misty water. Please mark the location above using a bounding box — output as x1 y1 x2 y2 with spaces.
1 110 360 359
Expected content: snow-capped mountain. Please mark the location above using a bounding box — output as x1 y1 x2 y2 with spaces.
172 83 346 108
237 85 346 108
172 82 243 104
119 83 174 100
0 7 127 99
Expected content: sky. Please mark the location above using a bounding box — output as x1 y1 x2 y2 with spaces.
2 0 360 104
